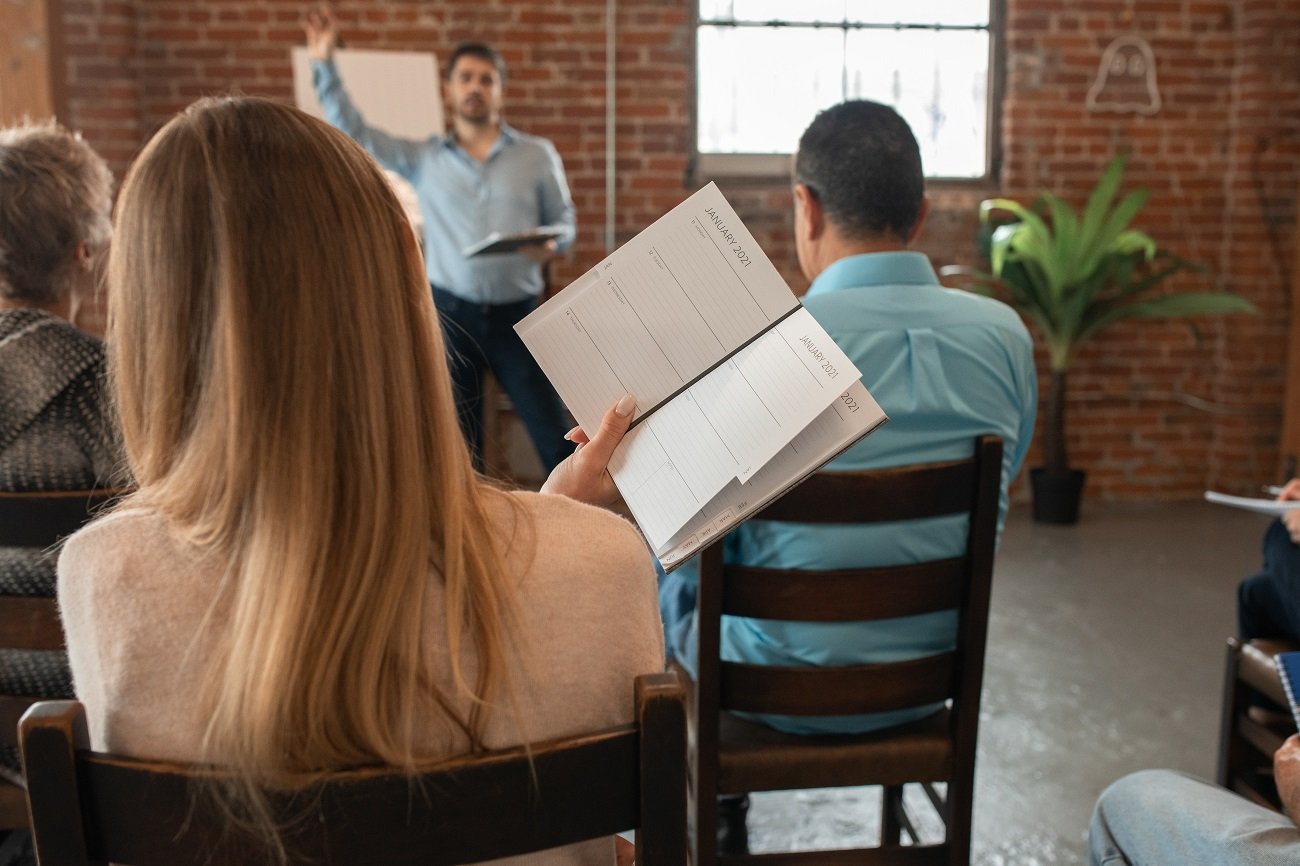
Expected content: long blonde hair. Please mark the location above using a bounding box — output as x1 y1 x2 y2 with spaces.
107 96 520 833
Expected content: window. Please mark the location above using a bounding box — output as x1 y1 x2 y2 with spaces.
694 1 999 180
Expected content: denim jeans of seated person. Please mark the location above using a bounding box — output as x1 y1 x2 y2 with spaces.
1089 769 1300 866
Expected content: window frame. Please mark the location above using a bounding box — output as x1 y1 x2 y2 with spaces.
687 0 1006 188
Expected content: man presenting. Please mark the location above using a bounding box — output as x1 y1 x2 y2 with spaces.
304 7 575 472
661 99 1037 732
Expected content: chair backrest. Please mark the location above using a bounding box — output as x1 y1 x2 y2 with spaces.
0 489 119 550
0 489 121 753
21 671 688 866
1216 636 1299 810
693 435 1002 809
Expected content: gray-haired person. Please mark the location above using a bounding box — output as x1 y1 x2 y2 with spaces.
0 120 122 816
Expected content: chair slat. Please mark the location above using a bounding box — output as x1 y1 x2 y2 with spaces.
0 696 40 747
720 654 954 717
82 732 642 866
23 672 689 866
0 490 118 548
719 844 949 866
723 559 965 622
0 597 64 651
0 785 29 831
752 461 975 525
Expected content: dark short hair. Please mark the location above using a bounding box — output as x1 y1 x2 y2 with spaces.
794 101 924 243
446 42 507 84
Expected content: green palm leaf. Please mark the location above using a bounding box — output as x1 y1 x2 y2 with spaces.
972 153 1256 473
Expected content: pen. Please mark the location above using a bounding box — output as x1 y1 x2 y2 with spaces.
1264 485 1286 497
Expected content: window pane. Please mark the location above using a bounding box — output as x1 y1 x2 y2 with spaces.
699 0 847 24
844 28 988 177
699 1 989 27
843 1 989 27
697 25 845 154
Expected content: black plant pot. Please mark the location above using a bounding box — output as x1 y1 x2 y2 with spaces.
1030 468 1086 524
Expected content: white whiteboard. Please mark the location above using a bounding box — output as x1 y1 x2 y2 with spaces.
290 46 444 138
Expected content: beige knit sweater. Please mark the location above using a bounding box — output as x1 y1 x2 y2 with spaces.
57 489 665 865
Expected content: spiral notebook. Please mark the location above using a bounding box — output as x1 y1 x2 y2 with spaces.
1273 651 1300 729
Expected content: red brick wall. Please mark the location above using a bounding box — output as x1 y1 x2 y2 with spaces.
58 0 1300 502
62 0 143 173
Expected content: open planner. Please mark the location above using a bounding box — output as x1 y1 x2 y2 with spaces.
516 183 888 569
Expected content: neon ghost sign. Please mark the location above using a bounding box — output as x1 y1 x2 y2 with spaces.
1086 35 1161 116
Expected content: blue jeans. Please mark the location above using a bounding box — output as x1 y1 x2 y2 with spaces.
433 287 571 473
1238 519 1300 642
1090 770 1300 865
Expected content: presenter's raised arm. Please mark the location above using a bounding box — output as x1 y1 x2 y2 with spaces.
303 4 338 62
303 4 425 180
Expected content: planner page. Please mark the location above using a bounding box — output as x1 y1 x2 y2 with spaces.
516 183 864 549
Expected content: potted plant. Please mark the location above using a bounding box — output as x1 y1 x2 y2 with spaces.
971 154 1256 524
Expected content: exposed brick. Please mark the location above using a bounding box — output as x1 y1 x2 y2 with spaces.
52 0 1300 503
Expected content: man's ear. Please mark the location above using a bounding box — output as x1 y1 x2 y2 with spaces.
905 197 930 246
793 183 825 242
74 241 93 270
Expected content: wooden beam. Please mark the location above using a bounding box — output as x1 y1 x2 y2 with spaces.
1280 197 1300 477
0 0 66 125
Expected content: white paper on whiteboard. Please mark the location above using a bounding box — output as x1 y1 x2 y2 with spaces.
290 46 444 139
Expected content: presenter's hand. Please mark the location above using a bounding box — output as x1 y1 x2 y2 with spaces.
540 394 636 507
1275 734 1300 823
519 239 559 265
303 4 339 61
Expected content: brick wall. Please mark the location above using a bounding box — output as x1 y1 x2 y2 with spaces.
58 0 1300 501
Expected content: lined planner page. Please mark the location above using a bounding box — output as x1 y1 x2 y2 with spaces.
607 308 859 550
515 182 798 435
655 381 888 570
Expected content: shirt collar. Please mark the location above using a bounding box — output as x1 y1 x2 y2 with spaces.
440 123 519 155
804 251 940 299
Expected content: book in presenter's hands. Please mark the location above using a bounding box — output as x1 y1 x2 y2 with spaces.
1273 651 1300 730
515 182 889 570
462 227 566 258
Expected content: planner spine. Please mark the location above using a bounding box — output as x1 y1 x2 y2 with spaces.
1272 652 1300 730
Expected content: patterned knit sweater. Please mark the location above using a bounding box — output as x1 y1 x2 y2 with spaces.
0 307 121 777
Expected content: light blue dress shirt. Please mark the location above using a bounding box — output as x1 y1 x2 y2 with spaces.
312 60 577 305
667 251 1037 734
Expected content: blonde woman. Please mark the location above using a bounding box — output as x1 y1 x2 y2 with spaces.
56 96 662 865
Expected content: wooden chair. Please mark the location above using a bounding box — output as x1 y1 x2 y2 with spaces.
0 488 120 827
1216 636 1300 810
20 671 689 866
690 435 1003 865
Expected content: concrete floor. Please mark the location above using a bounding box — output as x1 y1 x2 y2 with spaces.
744 500 1268 865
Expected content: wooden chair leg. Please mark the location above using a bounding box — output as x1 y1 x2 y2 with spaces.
1216 637 1244 788
881 784 904 845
